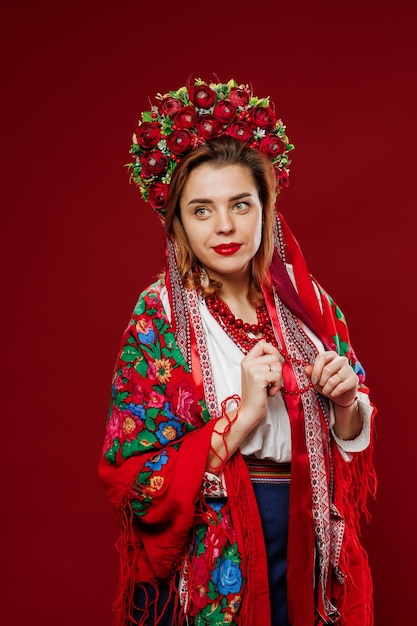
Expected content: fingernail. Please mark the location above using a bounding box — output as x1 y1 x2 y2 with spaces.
312 376 318 385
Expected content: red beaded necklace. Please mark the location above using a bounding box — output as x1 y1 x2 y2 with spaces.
205 292 314 396
205 293 278 353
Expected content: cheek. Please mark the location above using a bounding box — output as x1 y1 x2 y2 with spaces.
252 221 263 251
182 222 206 256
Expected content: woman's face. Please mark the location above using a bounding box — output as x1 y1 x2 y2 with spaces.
179 163 263 286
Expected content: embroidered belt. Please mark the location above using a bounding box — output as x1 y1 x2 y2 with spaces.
244 456 291 484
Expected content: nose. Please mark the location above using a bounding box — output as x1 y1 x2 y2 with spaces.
215 208 235 235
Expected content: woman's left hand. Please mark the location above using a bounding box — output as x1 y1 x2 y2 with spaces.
305 350 358 407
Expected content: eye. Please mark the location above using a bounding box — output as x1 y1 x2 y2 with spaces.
194 207 209 217
234 201 249 212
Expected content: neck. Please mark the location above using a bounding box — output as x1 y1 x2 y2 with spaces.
218 279 250 303
205 266 251 302
217 278 259 324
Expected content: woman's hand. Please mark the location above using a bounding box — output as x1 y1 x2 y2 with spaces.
239 339 284 427
305 351 362 440
304 351 358 406
207 340 283 472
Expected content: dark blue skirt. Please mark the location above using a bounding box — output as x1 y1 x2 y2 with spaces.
250 478 291 625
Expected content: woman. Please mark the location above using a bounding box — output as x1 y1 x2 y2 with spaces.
99 78 376 626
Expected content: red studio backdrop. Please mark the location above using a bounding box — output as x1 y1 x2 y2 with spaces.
2 2 416 624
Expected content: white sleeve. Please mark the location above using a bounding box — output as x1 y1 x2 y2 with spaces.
330 391 372 460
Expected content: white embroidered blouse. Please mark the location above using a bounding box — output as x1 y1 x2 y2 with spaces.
160 274 371 463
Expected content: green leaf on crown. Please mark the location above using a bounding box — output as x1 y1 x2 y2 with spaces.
141 111 155 122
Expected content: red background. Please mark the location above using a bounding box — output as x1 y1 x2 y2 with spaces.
2 1 416 623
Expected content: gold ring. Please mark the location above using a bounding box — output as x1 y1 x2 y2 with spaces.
337 372 344 383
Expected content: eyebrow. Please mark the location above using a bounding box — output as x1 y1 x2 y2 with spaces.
187 192 253 206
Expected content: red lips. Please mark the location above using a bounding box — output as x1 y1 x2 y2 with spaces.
213 243 242 256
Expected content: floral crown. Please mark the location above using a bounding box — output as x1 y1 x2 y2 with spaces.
128 78 294 214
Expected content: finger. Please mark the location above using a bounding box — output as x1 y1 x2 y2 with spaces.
309 352 334 384
322 367 359 396
258 355 285 370
311 353 346 386
245 339 281 359
242 355 284 378
267 381 281 397
246 361 283 392
247 360 283 382
320 372 345 395
304 364 313 379
328 371 359 397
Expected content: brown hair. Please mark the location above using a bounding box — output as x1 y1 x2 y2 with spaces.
164 136 277 304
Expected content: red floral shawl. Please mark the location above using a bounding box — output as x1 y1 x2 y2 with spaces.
98 213 376 626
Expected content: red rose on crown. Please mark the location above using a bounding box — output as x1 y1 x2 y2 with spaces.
166 129 194 155
259 135 286 159
173 106 198 129
247 106 276 130
229 87 250 107
213 100 237 124
197 115 222 140
225 121 253 143
136 122 161 149
148 182 169 210
275 167 289 189
188 84 217 108
139 150 168 177
159 97 184 116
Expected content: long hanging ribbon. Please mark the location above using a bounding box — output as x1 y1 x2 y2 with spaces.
263 286 316 625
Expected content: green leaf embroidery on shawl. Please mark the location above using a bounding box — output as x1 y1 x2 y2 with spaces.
133 298 146 315
136 470 152 484
222 543 241 564
121 345 141 363
207 580 220 600
332 334 350 358
113 391 129 407
105 437 121 464
196 524 206 540
334 304 346 324
154 316 170 332
162 345 185 363
134 356 149 377
196 542 206 556
145 416 156 430
164 331 176 347
200 401 211 425
131 496 152 517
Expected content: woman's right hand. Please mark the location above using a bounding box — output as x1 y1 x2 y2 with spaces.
208 340 283 472
238 339 284 428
